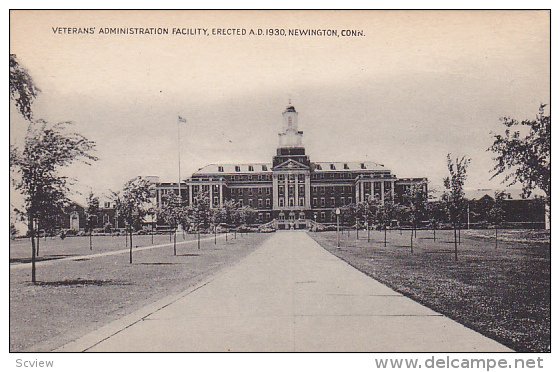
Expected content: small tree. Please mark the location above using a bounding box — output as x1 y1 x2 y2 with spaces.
220 199 238 241
112 177 154 263
357 197 378 243
189 191 212 249
442 154 471 261
85 191 100 250
426 200 446 241
158 192 185 255
10 120 97 283
377 200 398 247
487 191 507 249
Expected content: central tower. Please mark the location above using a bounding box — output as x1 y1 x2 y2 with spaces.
272 103 310 167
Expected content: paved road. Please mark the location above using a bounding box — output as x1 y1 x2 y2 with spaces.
58 231 510 352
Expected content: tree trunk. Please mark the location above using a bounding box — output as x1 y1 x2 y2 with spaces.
433 226 436 241
367 222 370 243
90 230 93 250
129 228 133 264
454 224 458 261
356 219 359 240
226 231 228 242
173 230 177 256
36 230 40 257
29 217 36 284
495 226 498 249
197 228 200 250
384 226 387 247
410 228 413 254
234 230 237 239
151 223 154 245
414 222 417 238
458 224 461 245
214 226 217 245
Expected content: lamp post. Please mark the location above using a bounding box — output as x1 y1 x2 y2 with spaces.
335 208 341 248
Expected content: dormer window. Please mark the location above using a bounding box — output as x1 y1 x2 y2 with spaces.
248 165 254 171
235 165 240 172
360 163 366 169
344 163 349 169
316 164 322 170
330 164 336 170
218 166 224 172
262 165 267 171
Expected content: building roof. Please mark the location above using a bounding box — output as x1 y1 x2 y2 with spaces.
193 161 386 175
463 188 544 201
193 163 273 174
312 161 386 172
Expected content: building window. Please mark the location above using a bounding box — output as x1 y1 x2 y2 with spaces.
258 213 263 222
288 174 295 181
279 198 285 207
248 199 253 207
348 197 352 204
361 163 366 169
266 188 271 195
258 199 263 208
299 198 304 207
321 198 325 207
104 201 111 208
262 165 267 171
279 186 284 195
344 163 349 170
238 199 243 206
298 174 305 181
266 212 271 220
266 199 271 207
299 212 305 220
340 197 345 205
330 164 336 170
321 212 326 221
316 164 322 170
235 165 240 172
288 185 294 196
313 197 317 206
278 174 285 181
330 197 335 207
299 185 305 195
248 165 254 171
278 213 285 221
289 198 295 207
248 188 254 196
213 196 219 205
218 166 224 172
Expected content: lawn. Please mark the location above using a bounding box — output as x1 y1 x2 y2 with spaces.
308 228 550 352
10 232 271 352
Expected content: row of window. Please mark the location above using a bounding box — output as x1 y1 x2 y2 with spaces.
312 196 353 208
315 163 367 171
278 197 305 207
311 185 354 195
230 187 272 196
278 185 306 196
228 174 272 181
277 173 306 181
238 198 272 208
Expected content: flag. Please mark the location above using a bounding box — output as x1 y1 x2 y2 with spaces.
178 115 187 124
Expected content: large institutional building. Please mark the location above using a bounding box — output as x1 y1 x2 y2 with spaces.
156 104 427 229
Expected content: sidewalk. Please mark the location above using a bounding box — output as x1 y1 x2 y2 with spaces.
57 231 511 352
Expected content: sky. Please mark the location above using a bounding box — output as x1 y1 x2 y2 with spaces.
9 10 550 205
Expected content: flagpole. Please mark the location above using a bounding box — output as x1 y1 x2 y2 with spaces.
177 115 182 201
